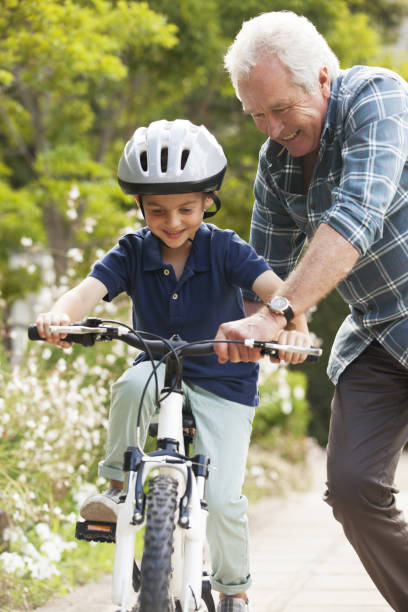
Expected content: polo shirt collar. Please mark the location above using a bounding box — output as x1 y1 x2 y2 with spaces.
142 230 164 271
142 223 211 272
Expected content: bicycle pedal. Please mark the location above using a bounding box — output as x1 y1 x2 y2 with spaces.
75 520 116 543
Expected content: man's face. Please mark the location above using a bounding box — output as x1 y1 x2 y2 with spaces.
237 55 331 158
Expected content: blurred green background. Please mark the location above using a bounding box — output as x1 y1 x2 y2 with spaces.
1 2 408 607
1 0 407 443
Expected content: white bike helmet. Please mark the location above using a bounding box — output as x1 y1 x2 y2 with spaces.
118 119 227 218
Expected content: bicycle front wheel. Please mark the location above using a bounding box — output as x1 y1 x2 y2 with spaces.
138 474 178 612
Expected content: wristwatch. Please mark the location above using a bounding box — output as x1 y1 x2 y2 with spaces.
264 296 294 323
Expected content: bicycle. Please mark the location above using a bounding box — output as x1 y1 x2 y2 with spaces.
28 317 322 612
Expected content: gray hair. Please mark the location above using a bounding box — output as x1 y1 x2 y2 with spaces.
224 11 340 94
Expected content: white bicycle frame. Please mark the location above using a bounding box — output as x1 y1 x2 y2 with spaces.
112 386 209 612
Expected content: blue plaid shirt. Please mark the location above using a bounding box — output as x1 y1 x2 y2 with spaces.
249 65 408 383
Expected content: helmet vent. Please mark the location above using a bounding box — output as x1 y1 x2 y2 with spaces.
160 147 169 173
181 149 190 170
139 151 148 172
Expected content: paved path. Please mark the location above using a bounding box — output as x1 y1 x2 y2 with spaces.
35 450 408 612
247 448 408 612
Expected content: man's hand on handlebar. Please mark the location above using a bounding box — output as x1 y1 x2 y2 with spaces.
36 312 73 348
214 310 310 365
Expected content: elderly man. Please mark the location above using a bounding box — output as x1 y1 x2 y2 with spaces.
215 11 408 611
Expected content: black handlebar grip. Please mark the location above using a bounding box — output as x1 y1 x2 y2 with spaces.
27 325 96 346
28 325 43 341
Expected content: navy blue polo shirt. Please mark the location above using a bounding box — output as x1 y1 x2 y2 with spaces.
89 223 270 406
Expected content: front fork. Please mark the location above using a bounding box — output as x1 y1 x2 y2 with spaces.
112 447 210 611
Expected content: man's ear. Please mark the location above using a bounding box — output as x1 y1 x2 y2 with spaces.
319 66 331 99
133 195 141 207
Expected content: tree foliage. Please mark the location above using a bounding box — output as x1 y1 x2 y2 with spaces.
0 0 407 435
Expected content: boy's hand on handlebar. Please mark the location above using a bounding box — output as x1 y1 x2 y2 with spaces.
214 311 286 363
36 312 72 348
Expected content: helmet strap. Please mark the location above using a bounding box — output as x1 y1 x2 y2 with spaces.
137 196 145 218
203 192 221 218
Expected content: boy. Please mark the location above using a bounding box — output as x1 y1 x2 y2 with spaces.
36 119 310 611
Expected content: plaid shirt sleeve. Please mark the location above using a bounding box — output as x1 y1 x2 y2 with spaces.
320 73 408 255
249 148 307 281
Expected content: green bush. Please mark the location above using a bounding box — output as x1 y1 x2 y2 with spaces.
253 366 310 444
243 364 311 502
0 335 142 610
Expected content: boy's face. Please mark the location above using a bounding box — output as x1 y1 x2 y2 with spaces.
136 192 211 249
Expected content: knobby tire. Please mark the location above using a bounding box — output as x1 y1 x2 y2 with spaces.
138 474 178 612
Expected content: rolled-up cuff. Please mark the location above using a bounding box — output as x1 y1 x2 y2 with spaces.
210 574 252 595
98 460 125 482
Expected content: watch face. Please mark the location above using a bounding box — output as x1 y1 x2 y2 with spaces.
271 296 288 310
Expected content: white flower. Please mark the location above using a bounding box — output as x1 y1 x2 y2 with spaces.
56 358 66 373
0 551 26 574
25 551 60 579
281 400 293 415
73 482 98 508
84 217 96 233
20 236 33 247
40 540 62 562
278 384 291 399
67 248 83 263
249 465 264 477
35 522 52 540
42 348 52 360
69 184 80 200
293 385 305 400
66 512 77 523
12 492 24 509
66 208 78 220
28 361 37 375
2 527 19 543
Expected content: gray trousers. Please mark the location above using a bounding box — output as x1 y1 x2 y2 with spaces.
325 340 408 611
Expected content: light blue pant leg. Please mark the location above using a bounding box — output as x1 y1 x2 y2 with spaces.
98 361 165 482
185 383 255 595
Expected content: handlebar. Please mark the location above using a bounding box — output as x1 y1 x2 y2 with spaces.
28 318 322 361
28 319 215 356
